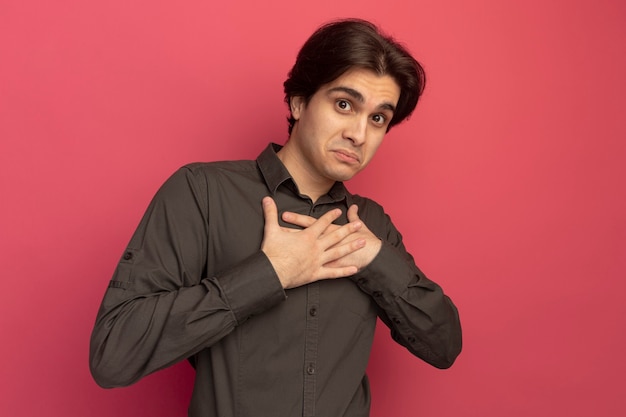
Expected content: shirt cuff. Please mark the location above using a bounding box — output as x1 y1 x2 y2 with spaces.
352 241 413 298
215 251 286 325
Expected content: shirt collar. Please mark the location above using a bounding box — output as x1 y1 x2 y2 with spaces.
256 143 352 205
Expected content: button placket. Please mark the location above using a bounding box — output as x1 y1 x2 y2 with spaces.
302 283 319 417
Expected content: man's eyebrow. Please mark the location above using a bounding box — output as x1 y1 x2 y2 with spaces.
328 86 365 103
327 86 396 113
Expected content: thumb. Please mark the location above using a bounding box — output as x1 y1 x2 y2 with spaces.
347 204 360 223
262 196 279 231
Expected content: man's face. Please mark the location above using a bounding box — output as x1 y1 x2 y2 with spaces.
288 67 401 185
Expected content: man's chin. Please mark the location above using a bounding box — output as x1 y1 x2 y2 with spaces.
329 169 359 182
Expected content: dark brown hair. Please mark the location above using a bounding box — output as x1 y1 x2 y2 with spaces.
284 18 426 134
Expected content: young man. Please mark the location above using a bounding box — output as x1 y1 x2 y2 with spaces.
90 18 462 417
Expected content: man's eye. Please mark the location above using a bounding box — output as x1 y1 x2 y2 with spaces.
372 114 386 125
336 100 352 111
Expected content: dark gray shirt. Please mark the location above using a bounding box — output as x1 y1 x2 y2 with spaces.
90 143 462 417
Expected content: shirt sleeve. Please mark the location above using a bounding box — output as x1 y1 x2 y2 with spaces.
89 166 286 388
352 204 462 369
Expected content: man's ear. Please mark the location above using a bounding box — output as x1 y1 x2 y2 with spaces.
290 96 305 121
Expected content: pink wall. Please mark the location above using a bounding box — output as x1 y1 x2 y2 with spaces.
1 1 625 416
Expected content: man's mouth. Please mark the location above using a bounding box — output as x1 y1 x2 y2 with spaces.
333 150 360 164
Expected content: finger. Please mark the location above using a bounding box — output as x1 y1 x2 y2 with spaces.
322 237 366 264
320 218 362 250
284 211 343 238
347 204 360 223
307 208 343 236
316 265 359 280
317 237 366 278
262 197 279 232
282 211 316 228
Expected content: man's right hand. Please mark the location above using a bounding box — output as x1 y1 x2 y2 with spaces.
260 196 366 289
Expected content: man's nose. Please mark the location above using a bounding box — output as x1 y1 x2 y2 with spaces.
344 117 367 145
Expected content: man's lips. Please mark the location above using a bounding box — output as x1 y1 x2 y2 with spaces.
333 149 361 164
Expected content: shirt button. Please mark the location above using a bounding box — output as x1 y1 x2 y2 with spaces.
309 307 317 317
307 364 315 375
123 251 133 260
393 318 401 324
357 278 367 285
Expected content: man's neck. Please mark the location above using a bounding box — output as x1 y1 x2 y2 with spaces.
276 143 334 203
